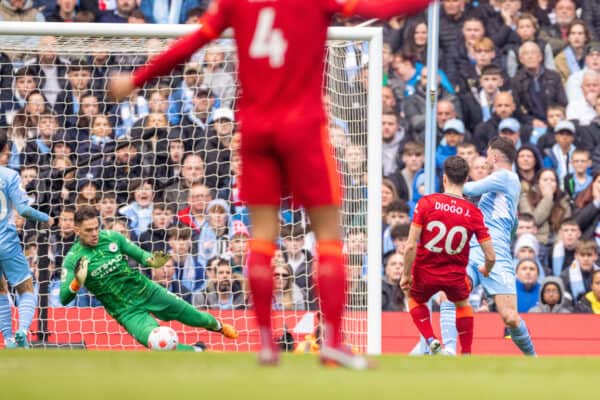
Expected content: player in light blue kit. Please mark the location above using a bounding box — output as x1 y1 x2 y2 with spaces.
0 131 53 349
441 137 536 355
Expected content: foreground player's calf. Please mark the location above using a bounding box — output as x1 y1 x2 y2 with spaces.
401 156 496 355
60 206 238 351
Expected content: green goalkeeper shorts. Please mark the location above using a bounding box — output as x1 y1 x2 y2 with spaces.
117 286 198 347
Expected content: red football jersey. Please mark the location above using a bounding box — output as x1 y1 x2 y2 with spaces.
412 193 490 275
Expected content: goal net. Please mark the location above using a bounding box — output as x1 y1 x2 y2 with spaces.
0 23 382 354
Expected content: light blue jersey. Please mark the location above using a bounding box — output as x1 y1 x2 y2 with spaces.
464 169 520 295
0 166 49 285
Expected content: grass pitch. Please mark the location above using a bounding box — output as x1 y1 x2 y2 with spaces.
0 351 596 400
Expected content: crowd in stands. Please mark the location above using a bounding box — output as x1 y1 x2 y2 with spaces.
1 0 600 316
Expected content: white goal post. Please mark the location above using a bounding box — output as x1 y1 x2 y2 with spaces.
0 22 382 354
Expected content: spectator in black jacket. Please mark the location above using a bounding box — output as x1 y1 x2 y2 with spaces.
459 64 505 133
202 107 233 190
49 205 76 280
439 0 476 86
382 252 406 311
582 0 600 41
575 269 600 313
98 0 136 23
574 169 600 240
137 201 173 254
386 140 424 204
511 41 568 125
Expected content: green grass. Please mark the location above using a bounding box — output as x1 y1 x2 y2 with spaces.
0 352 596 399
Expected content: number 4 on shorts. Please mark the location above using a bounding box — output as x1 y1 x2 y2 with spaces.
249 8 288 68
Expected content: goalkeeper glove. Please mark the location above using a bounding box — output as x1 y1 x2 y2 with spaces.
69 257 89 293
146 251 171 269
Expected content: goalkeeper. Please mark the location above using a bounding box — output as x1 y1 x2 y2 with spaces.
60 205 238 350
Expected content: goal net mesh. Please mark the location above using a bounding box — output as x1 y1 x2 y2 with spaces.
0 33 371 352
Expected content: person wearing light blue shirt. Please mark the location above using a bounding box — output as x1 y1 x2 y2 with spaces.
441 137 536 356
0 132 53 348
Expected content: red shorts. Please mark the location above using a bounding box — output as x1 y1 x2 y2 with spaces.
409 268 472 304
239 121 341 208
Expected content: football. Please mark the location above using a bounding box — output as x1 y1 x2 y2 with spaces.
148 326 178 351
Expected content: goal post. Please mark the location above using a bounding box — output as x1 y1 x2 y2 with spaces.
0 22 382 354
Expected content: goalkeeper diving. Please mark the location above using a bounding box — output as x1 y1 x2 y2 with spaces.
60 205 238 350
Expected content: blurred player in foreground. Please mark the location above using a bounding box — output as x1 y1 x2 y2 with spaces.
0 131 53 349
60 205 237 351
442 137 537 356
110 0 433 368
401 156 495 354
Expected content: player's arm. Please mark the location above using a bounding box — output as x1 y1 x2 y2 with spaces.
112 231 170 269
59 254 82 305
472 208 495 277
338 0 433 19
479 239 496 277
110 0 231 101
463 171 506 197
401 223 422 291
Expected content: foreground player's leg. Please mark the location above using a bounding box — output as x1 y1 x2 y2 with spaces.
15 279 36 348
0 278 15 348
495 294 536 356
440 300 458 355
247 206 280 364
408 297 440 353
454 300 474 355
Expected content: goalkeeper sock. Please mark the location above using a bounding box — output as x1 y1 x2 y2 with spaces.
508 319 536 356
0 294 12 339
247 239 276 346
17 291 36 333
440 301 457 354
408 298 436 342
316 240 345 348
455 305 474 354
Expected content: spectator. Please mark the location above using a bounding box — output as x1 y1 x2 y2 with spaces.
497 117 523 149
505 13 555 78
436 118 466 173
347 253 367 309
455 17 488 84
438 0 474 86
566 70 600 126
574 269 600 313
566 42 600 103
456 141 479 165
193 259 246 310
0 0 44 22
582 0 600 42
402 17 428 63
98 0 136 23
21 108 59 173
381 252 406 311
177 182 211 233
530 276 573 313
342 144 368 227
281 223 313 278
561 239 600 304
272 254 305 311
435 99 460 143
201 45 236 108
97 191 118 225
542 120 576 188
539 0 577 55
217 148 247 224
382 200 410 254
554 20 592 84
114 88 149 138
573 169 600 241
100 137 144 204
468 155 491 183
515 258 541 313
138 201 173 254
381 110 408 176
459 65 505 133
550 218 582 277
49 205 76 279
381 178 400 218
519 168 572 245
165 153 205 210
118 178 154 240
511 41 567 125
167 62 205 126
197 198 230 267
167 226 202 297
46 0 78 22
389 223 410 255
32 36 69 107
1 66 39 127
203 107 234 189
54 60 94 128
228 220 249 276
388 50 418 101
516 144 544 194
564 148 593 200
9 90 47 169
151 258 183 297
75 178 99 208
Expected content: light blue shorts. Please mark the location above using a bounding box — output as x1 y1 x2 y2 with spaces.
0 251 31 286
467 249 516 296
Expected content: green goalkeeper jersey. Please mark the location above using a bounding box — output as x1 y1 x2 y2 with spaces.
59 230 156 317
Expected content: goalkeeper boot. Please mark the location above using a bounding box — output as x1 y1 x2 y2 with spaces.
192 342 207 352
320 345 374 370
14 329 30 349
218 323 239 339
4 337 18 349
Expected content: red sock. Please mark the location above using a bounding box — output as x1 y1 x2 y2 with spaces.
247 239 276 347
408 298 436 341
456 305 474 354
316 240 346 348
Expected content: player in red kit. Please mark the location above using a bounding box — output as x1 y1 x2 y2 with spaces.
401 156 496 355
110 0 434 369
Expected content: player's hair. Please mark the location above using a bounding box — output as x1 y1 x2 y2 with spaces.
488 137 517 164
480 64 504 78
0 128 8 153
443 156 470 185
390 223 410 241
518 213 536 223
385 199 409 215
281 223 305 239
573 148 590 159
167 226 192 241
74 205 99 225
575 239 598 255
559 218 580 229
